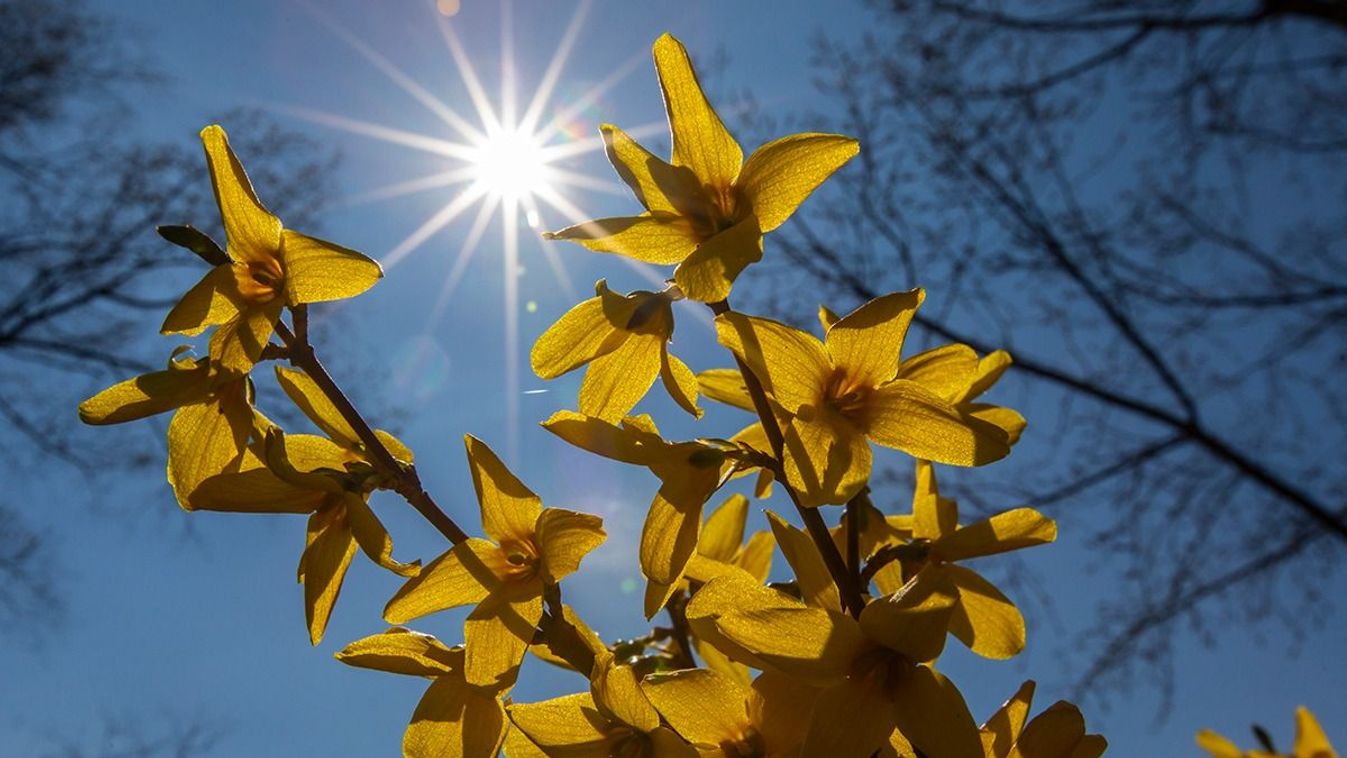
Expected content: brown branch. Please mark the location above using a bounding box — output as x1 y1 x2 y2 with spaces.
664 589 697 669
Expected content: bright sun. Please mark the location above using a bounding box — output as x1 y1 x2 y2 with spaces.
469 126 552 200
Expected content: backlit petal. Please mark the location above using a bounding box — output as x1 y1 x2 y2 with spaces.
506 692 611 754
714 312 830 414
961 349 1013 403
696 367 756 412
803 675 896 758
166 388 252 509
866 379 1010 467
536 507 606 583
673 217 763 303
766 510 840 612
859 566 958 662
281 229 381 305
465 588 545 690
404 675 507 758
897 344 979 402
748 671 820 757
699 493 749 563
685 574 804 672
200 124 281 265
335 627 460 677
78 362 212 425
935 508 1056 562
1195 730 1243 758
1008 701 1086 758
660 350 703 419
579 332 663 423
716 606 867 683
891 666 983 758
188 465 324 514
652 33 742 190
601 123 708 217
384 539 502 624
639 490 702 588
738 132 858 233
911 460 957 542
945 564 1025 660
1294 707 1336 758
545 214 699 264
208 298 282 374
465 435 543 545
825 289 924 388
591 654 660 732
346 495 420 577
274 365 360 447
781 410 872 507
300 512 357 645
980 681 1035 758
161 265 242 336
642 668 748 748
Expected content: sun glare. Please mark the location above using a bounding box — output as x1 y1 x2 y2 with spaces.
469 126 552 200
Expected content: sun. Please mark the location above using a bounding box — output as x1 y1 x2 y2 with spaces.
468 125 553 201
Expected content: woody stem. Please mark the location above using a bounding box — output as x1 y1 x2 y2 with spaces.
707 299 867 618
274 318 469 544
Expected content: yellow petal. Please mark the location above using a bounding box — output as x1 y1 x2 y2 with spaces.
672 217 763 303
961 349 1014 403
299 511 357 645
824 289 924 388
715 606 867 683
501 724 551 758
639 490 702 588
335 627 459 677
696 367 756 412
980 681 1035 758
1294 706 1337 758
1008 701 1086 758
601 123 708 217
346 495 420 577
695 635 753 690
1195 730 1243 758
699 493 749 563
660 349 703 419
897 344 979 402
651 33 742 191
506 692 610 753
736 531 774 582
530 292 622 380
209 299 282 374
747 670 820 757
375 428 415 462
685 574 804 672
912 459 957 542
188 466 324 514
802 675 896 758
404 674 508 758
714 311 830 414
545 213 699 264
78 361 212 425
579 332 663 423
281 229 382 305
384 539 502 624
541 409 651 466
274 365 359 447
967 403 1028 446
738 132 859 232
161 265 242 336
866 379 1010 467
529 603 607 675
935 508 1057 562
166 388 252 509
781 410 872 507
641 668 748 748
465 434 543 545
1072 734 1109 758
465 588 545 690
200 124 281 265
891 666 983 758
536 507 606 583
945 564 1025 660
591 654 660 732
859 566 958 662
650 726 701 758
766 510 840 612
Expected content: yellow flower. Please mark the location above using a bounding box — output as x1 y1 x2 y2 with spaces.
980 681 1107 758
507 653 698 758
641 667 819 758
384 435 606 690
870 460 1055 659
541 410 759 618
531 280 699 423
545 34 859 303
160 125 383 373
716 290 1013 506
78 349 254 509
706 567 984 758
1197 706 1337 758
187 366 420 644
895 344 1027 444
336 628 507 758
683 493 774 587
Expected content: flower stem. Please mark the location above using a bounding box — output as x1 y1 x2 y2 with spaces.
706 299 866 618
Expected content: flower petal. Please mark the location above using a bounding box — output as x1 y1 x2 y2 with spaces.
545 214 699 264
161 265 242 336
541 410 652 466
209 299 282 374
714 311 830 414
1195 730 1243 758
715 606 867 683
660 349 703 419
699 493 749 563
404 675 508 758
506 692 610 753
166 387 252 509
346 495 420 577
766 510 840 612
530 292 623 381
465 588 545 690
748 671 820 757
200 124 281 265
536 507 606 583
961 349 1013 403
591 654 660 733
384 539 502 624
188 465 324 514
335 627 460 677
891 666 983 758
1295 707 1336 757
912 460 957 542
866 379 1010 467
1009 701 1086 758
696 367 756 412
641 668 748 748
935 508 1056 562
945 564 1025 660
802 675 896 758
652 33 742 191
685 574 804 672
639 490 702 590
299 511 357 645
737 531 774 582
601 123 708 217
897 344 979 402
824 289 924 388
465 435 543 545
967 404 1028 446
673 217 763 303
980 681 1035 758
859 566 958 662
79 362 212 426
274 365 359 448
781 410 872 507
579 332 663 423
281 229 382 305
738 133 858 233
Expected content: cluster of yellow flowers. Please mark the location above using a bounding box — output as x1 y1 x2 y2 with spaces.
79 32 1337 758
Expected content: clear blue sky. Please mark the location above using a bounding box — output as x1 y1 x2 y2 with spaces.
5 1 1342 755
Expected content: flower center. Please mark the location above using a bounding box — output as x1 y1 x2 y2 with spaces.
234 257 285 304
823 367 872 422
499 539 540 581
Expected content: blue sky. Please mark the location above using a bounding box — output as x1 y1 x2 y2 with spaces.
5 1 1343 755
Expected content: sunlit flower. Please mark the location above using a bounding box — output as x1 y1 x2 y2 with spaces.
980 681 1107 758
160 125 383 373
383 435 605 690
895 344 1026 444
337 628 507 758
716 290 1013 506
530 280 699 423
641 668 818 758
1197 706 1337 758
545 34 858 303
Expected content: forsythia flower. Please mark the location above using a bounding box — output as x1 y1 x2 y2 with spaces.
682 493 774 587
980 681 1107 758
187 366 420 644
894 344 1026 445
716 289 1014 506
507 653 697 757
530 280 700 423
78 349 254 508
1198 707 1337 758
541 410 758 617
383 436 606 690
160 125 383 373
337 628 507 758
545 34 858 303
703 567 984 757
877 460 1056 659
641 668 818 757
